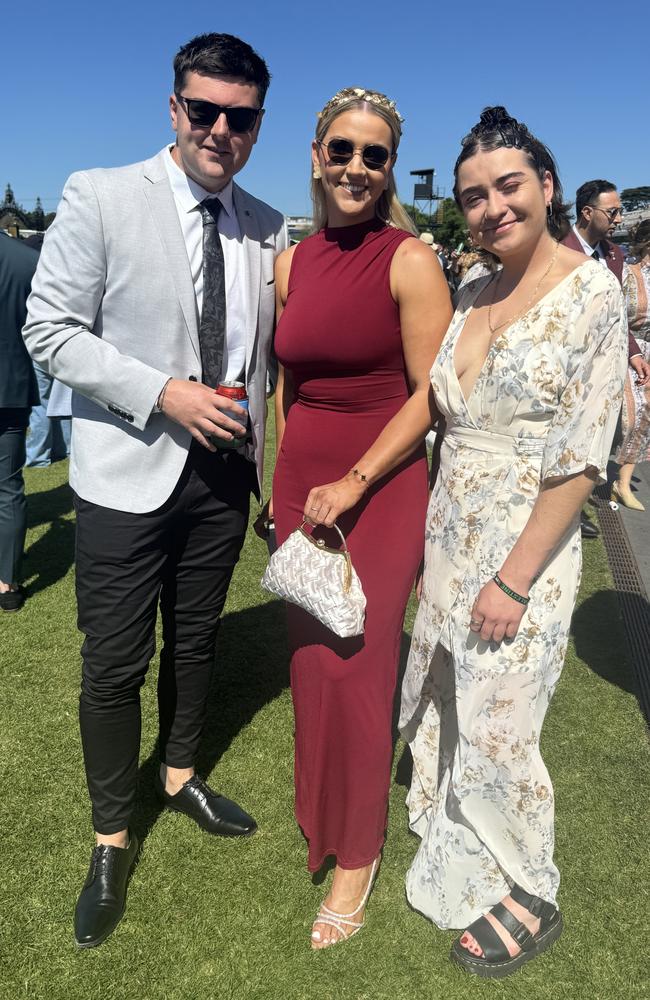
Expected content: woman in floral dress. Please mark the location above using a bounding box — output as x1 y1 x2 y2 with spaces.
399 107 627 979
612 220 650 510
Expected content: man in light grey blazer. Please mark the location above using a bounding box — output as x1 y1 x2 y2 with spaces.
23 32 287 948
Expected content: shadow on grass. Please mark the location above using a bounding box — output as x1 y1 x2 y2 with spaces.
23 518 75 596
133 610 419 860
21 481 76 595
392 630 414 790
571 588 640 697
133 598 290 845
27 481 74 527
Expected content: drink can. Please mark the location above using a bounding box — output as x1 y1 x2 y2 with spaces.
215 381 248 449
217 380 247 401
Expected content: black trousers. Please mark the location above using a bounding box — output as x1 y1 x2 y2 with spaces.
74 444 255 834
0 412 29 584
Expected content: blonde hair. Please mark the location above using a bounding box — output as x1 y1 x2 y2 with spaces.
311 87 417 235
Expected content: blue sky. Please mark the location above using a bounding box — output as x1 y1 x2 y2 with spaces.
3 0 648 219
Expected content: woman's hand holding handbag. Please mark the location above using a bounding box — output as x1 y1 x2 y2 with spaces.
261 519 366 638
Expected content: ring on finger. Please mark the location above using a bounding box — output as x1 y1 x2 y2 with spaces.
469 618 483 628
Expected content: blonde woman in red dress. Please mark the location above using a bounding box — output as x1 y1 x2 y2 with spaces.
271 87 451 948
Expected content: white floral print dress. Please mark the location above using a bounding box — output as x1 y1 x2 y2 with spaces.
399 259 626 930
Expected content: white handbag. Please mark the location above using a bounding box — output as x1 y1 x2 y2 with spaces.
261 519 366 637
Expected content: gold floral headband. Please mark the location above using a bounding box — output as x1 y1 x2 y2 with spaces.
317 87 404 135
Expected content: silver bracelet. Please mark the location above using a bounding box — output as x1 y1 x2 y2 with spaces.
155 378 172 413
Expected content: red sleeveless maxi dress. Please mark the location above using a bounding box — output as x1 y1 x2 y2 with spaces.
273 218 428 871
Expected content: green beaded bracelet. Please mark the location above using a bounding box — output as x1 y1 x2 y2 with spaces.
493 573 530 606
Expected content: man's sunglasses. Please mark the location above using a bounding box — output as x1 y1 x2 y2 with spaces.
589 205 624 222
175 95 262 133
317 138 392 170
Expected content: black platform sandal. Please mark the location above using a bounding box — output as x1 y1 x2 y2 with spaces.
450 884 563 979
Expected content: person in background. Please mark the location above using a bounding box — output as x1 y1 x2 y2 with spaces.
25 363 71 467
562 179 650 534
23 31 287 948
400 106 626 979
22 232 72 466
420 231 451 285
611 219 650 508
273 86 451 948
0 232 39 611
457 253 500 290
455 246 500 289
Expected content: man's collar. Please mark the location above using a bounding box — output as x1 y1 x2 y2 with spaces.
165 146 235 217
573 224 600 255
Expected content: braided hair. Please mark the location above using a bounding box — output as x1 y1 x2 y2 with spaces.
453 106 571 240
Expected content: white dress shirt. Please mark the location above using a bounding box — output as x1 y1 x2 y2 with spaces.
572 225 607 267
164 147 247 383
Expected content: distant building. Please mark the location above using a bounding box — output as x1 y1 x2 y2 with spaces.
287 216 312 241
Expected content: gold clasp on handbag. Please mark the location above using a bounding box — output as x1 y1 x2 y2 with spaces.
299 519 353 593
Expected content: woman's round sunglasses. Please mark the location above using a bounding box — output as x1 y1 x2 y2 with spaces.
318 138 392 171
176 94 262 134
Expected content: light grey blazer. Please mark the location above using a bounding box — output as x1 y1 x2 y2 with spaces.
23 148 288 513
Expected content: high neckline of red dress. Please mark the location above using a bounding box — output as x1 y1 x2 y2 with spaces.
323 216 386 247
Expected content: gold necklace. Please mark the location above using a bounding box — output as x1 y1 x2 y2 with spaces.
487 241 560 335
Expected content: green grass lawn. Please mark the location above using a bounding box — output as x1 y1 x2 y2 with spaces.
1 432 649 1000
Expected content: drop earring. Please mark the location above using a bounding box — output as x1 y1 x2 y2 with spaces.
313 166 321 180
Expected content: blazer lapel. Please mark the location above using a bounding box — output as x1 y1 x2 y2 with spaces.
603 239 624 283
142 151 201 364
561 229 583 254
233 184 261 375
563 228 624 282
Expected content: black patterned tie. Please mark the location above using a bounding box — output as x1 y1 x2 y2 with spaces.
591 249 600 260
199 198 227 388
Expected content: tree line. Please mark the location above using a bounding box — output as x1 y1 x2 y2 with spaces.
2 184 55 231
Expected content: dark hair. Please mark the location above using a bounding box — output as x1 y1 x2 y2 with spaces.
630 219 650 260
453 106 571 240
173 33 271 106
575 179 617 221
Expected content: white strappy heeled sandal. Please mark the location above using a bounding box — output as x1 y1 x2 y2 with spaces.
311 857 379 949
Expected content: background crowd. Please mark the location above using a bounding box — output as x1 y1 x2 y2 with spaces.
0 28 648 988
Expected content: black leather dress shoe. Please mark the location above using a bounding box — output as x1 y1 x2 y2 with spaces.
74 833 139 948
580 513 600 539
155 774 257 837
